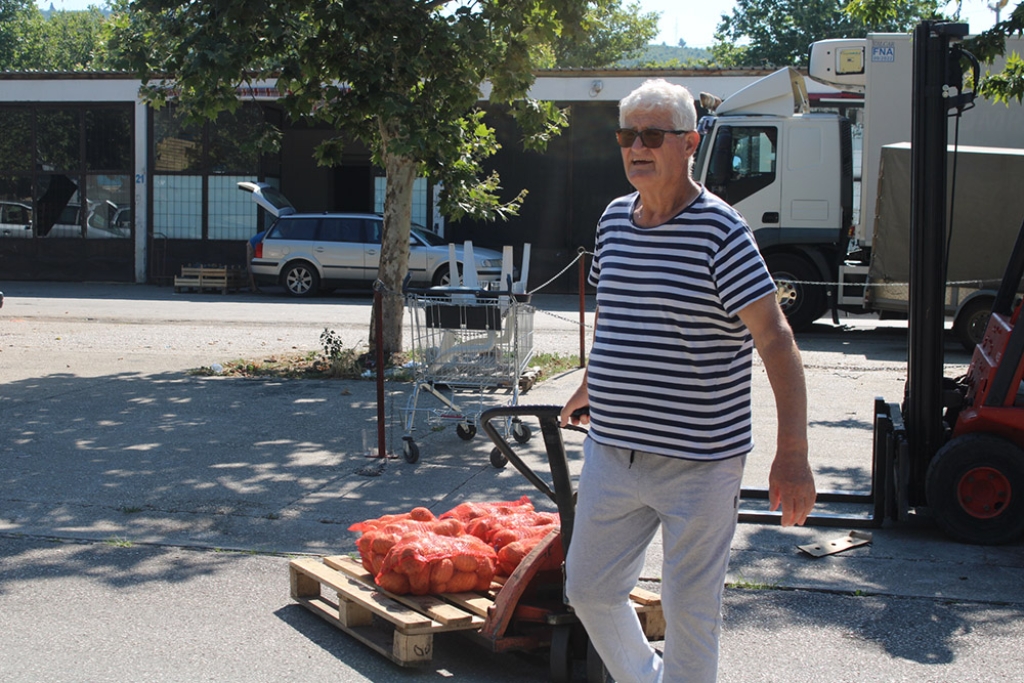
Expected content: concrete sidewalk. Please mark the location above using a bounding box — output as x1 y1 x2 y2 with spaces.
1 281 1023 682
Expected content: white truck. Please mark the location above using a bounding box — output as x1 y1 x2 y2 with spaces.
692 33 1024 344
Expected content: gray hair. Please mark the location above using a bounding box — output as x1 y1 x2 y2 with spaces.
619 79 697 132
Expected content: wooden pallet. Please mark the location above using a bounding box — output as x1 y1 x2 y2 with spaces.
173 265 246 294
289 553 665 668
290 555 486 667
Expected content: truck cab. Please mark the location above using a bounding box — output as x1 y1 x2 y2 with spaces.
693 67 854 330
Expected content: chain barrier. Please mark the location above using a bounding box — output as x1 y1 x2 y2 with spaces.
526 248 591 296
774 278 1000 288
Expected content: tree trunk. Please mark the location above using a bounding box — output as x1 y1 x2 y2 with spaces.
371 129 417 358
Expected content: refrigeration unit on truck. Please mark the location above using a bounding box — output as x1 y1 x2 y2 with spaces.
693 33 1024 338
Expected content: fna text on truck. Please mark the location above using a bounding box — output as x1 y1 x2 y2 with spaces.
693 33 1024 347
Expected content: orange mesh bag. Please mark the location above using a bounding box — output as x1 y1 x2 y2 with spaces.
496 531 565 577
348 508 451 574
377 532 498 595
439 496 534 523
472 511 560 546
490 521 560 551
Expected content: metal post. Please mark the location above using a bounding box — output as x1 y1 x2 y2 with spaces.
373 283 387 459
578 248 587 368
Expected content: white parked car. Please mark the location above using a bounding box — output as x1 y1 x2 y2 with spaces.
238 182 508 297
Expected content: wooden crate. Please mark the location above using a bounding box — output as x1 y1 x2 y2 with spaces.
288 554 665 667
174 265 246 294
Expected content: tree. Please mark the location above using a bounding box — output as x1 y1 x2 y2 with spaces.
712 0 942 67
0 2 113 71
11 7 109 70
108 0 604 356
0 0 38 69
545 0 659 67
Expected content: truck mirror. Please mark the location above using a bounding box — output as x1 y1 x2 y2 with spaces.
707 126 734 186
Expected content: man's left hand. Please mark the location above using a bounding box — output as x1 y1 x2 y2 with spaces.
768 456 816 526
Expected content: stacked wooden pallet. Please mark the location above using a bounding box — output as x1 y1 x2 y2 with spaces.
288 553 665 668
173 265 246 294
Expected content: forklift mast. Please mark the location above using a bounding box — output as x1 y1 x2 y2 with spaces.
904 21 976 506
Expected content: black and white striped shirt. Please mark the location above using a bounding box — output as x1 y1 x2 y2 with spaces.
587 188 776 460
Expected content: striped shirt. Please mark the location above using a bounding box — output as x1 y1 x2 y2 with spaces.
587 188 776 460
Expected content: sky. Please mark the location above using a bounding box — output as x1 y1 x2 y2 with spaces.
638 0 1004 49
37 0 1006 51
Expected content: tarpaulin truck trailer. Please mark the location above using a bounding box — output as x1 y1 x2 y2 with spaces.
859 143 1024 349
692 33 1024 334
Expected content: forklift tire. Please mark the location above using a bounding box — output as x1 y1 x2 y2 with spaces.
925 434 1024 545
765 253 826 332
549 625 574 683
952 296 993 352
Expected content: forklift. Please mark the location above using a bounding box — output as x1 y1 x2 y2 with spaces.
874 21 1024 545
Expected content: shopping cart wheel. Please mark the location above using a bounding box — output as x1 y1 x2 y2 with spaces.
402 437 420 464
456 423 477 441
489 446 508 469
549 625 574 683
512 419 532 444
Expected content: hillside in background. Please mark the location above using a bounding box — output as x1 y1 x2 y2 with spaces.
615 43 712 67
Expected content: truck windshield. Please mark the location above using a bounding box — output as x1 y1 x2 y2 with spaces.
693 116 716 180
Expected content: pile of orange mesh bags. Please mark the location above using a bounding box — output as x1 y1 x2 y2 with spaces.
349 496 562 596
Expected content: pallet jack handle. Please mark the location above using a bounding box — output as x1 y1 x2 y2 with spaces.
480 405 578 552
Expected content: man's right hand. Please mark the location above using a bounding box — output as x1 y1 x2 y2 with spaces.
559 383 590 428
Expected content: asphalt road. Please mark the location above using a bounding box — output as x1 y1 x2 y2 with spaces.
1 281 1022 683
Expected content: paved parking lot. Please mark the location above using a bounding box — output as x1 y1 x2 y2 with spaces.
1 281 1022 682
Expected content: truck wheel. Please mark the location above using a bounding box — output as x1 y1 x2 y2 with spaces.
953 297 993 352
926 434 1024 545
282 262 320 297
765 254 826 332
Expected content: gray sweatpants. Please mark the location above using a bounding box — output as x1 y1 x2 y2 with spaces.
564 438 745 683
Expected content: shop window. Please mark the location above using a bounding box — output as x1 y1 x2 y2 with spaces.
154 108 203 173
86 174 132 239
208 175 257 240
208 106 263 174
374 175 430 229
36 109 81 173
86 109 132 171
0 110 32 172
153 175 202 239
0 175 33 239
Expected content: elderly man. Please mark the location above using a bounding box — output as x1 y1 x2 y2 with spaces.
559 79 816 682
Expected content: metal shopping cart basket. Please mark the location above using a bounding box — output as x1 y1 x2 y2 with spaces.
401 286 535 464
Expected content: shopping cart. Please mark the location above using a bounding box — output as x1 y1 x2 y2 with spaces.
401 286 535 464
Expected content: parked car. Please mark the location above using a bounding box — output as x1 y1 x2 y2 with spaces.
0 200 32 238
0 199 127 238
238 182 508 297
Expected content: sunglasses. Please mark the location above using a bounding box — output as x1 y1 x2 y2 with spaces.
615 128 690 148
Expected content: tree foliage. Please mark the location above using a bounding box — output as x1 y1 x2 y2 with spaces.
543 0 659 67
712 0 943 67
107 0 600 353
0 2 111 71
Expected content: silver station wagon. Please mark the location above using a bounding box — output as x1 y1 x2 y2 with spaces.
239 182 506 297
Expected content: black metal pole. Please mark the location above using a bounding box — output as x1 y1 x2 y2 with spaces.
905 22 967 504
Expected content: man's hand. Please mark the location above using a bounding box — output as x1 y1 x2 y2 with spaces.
559 382 590 428
768 456 816 526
